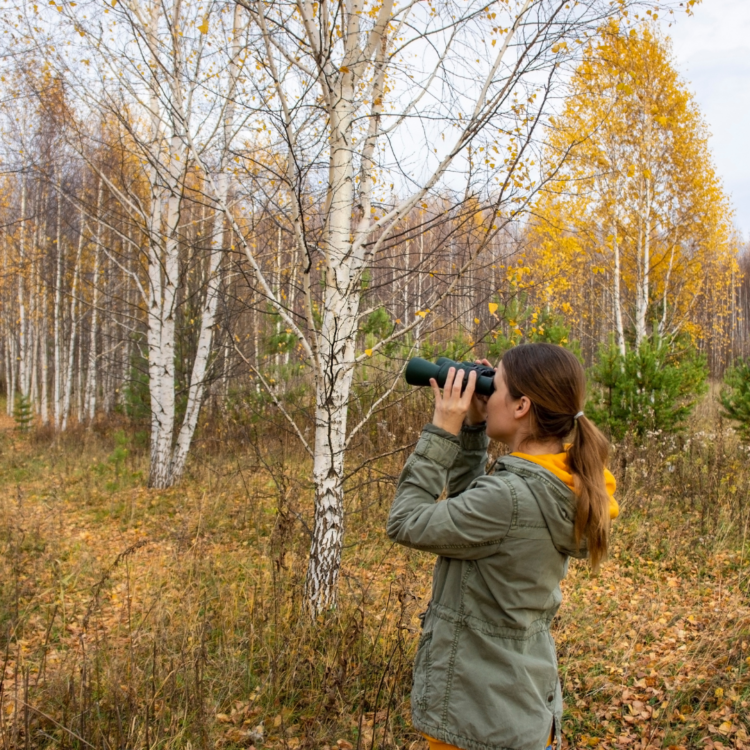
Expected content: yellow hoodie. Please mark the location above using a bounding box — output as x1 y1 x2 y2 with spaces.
510 449 619 520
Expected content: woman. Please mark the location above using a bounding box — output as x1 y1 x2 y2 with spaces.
387 343 618 750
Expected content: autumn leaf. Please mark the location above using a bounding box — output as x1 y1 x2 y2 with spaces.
197 17 209 34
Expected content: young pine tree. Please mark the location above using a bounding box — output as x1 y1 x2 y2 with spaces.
588 336 707 440
720 358 750 443
13 394 34 432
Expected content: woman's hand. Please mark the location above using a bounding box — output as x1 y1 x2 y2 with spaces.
430 367 477 436
465 359 492 426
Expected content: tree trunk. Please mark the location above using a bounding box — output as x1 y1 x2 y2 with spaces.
85 180 102 424
53 183 64 428
305 339 356 614
612 224 625 356
634 178 652 347
169 178 226 483
61 214 84 431
304 74 360 614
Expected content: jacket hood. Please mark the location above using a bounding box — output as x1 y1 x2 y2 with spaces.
493 455 588 559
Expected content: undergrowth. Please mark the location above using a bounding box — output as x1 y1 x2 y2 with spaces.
0 389 749 750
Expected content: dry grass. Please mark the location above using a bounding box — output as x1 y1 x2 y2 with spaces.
0 390 749 750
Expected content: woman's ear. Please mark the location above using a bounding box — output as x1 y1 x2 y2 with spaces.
514 395 532 421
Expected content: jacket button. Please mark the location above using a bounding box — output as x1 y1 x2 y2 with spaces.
547 695 554 703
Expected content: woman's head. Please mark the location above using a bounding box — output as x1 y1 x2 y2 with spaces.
489 343 611 570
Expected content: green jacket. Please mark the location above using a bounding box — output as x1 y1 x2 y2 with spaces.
387 425 588 750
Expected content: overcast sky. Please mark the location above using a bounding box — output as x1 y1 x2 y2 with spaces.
667 1 750 239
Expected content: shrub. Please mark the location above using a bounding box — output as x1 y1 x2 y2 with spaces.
588 335 708 440
120 345 151 423
720 357 750 442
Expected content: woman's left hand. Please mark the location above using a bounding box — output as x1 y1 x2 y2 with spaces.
430 367 477 436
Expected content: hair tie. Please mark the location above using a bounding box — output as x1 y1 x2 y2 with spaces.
574 411 584 420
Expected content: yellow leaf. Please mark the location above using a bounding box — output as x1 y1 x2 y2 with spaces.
718 721 732 734
198 18 209 34
364 349 372 357
488 302 498 315
715 688 724 699
340 65 350 74
473 318 480 325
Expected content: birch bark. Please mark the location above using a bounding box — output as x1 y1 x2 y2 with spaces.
53 182 64 429
85 180 103 423
61 211 84 431
634 177 652 346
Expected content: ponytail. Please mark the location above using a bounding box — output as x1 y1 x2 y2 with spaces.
567 415 611 572
501 343 612 571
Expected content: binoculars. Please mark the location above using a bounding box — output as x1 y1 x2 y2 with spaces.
405 357 496 397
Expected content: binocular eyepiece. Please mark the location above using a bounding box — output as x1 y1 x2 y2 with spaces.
404 357 496 397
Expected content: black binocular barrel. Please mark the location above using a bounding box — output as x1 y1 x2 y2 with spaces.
404 357 495 396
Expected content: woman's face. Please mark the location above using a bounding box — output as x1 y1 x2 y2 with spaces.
485 363 525 444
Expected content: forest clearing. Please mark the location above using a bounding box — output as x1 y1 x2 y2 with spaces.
2 388 750 750
2 0 750 747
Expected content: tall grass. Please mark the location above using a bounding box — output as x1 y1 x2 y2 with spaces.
0 387 749 749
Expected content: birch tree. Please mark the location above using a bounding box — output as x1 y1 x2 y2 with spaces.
198 0 690 616
527 21 736 354
47 0 249 486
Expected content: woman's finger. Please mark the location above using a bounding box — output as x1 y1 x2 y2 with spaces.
429 377 441 402
461 369 477 405
444 366 456 394
451 368 465 398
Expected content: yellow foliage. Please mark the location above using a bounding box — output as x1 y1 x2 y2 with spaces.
526 21 739 356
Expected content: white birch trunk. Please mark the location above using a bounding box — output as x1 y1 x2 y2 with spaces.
634 177 652 347
17 273 28 398
40 312 49 425
85 181 103 423
658 243 677 338
61 216 84 431
17 178 30 399
304 58 362 614
146 180 180 488
168 174 227 483
53 184 64 428
7 333 16 416
612 224 626 356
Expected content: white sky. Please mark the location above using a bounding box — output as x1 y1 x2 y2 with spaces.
667 0 750 239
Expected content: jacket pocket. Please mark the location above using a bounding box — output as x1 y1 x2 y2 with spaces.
411 629 433 713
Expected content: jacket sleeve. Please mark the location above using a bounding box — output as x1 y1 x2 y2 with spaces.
387 426 513 559
445 423 490 497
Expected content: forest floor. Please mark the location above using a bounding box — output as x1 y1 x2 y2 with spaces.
1 395 750 750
